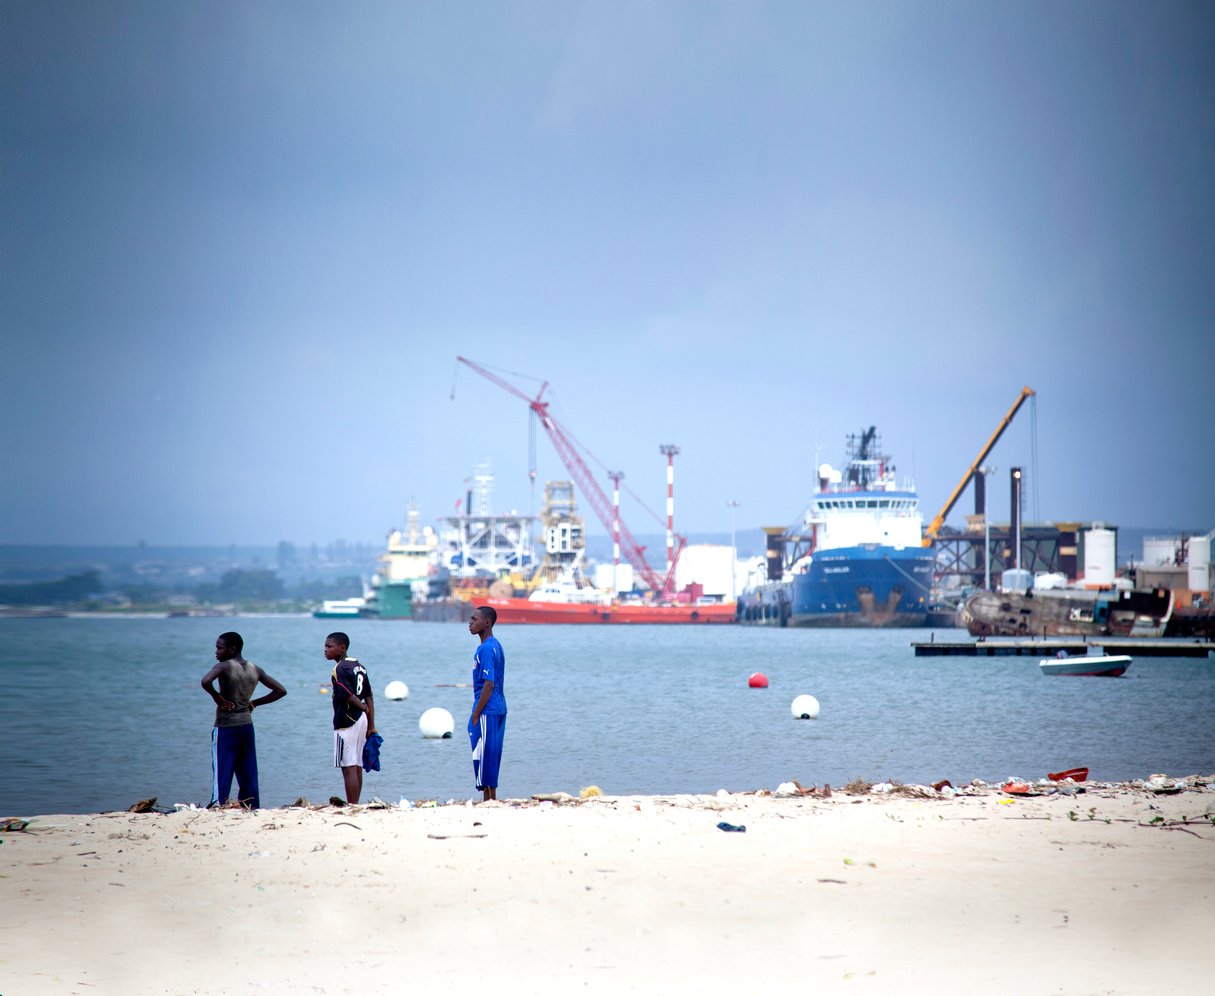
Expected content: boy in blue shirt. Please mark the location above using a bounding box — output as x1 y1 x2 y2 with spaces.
468 605 507 801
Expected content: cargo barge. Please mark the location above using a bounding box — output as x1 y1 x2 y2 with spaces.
485 588 734 625
960 586 1174 638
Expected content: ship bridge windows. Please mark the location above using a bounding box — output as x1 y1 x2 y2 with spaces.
820 497 919 511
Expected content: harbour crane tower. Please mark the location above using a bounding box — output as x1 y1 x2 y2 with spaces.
454 357 685 598
922 386 1036 547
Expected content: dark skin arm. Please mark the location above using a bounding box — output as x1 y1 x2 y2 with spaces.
359 692 376 736
470 680 493 727
250 671 287 711
200 663 235 712
335 684 376 735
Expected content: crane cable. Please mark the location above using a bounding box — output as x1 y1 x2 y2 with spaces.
452 357 670 532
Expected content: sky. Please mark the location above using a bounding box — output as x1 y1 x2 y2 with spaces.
3 1 1213 549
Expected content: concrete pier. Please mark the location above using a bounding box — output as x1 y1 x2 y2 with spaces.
912 637 1215 658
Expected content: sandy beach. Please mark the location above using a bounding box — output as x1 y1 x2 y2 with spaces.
3 778 1213 995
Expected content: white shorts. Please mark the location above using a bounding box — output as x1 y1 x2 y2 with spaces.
333 713 368 768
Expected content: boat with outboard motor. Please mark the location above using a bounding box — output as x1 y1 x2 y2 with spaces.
1039 647 1132 677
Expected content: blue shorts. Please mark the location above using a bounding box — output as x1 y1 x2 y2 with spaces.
469 713 506 790
210 724 259 809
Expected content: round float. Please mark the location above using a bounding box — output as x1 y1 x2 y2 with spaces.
791 694 820 719
748 672 769 688
384 680 409 701
419 707 455 739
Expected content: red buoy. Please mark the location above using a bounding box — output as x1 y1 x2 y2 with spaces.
748 672 769 688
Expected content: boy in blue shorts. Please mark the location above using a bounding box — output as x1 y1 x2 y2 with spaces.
200 631 288 809
467 605 507 801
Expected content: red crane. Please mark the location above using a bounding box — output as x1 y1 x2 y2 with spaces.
455 356 684 598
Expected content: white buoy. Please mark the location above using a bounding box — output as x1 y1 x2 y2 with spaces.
419 707 455 739
384 680 409 701
791 694 820 720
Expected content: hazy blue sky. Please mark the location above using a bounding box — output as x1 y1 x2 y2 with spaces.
3 1 1212 548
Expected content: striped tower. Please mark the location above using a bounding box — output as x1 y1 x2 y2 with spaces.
659 444 680 591
608 471 624 594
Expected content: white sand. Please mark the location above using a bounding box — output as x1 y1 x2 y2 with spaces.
2 783 1213 995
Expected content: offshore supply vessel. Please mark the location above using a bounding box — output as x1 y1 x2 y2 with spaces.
737 428 934 627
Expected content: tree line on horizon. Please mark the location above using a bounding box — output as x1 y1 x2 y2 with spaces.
0 568 363 609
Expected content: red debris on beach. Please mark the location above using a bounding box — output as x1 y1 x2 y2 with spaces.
1048 767 1089 782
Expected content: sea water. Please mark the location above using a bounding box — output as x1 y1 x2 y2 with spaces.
1 616 1212 814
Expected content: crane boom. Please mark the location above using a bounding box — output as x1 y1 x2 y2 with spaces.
921 386 1036 546
455 357 680 596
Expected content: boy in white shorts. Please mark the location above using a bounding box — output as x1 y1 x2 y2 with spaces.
325 632 376 803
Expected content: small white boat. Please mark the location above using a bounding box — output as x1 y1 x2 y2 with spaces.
312 597 367 619
1039 648 1132 677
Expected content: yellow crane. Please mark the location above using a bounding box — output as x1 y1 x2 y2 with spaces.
921 386 1036 547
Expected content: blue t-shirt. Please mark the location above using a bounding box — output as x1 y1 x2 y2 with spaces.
472 636 507 716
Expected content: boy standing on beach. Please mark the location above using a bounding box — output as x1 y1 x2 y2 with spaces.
467 606 507 801
200 631 288 809
325 632 376 804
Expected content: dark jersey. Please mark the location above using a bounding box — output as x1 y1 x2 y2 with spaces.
331 657 371 729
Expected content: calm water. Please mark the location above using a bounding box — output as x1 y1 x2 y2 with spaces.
2 616 1213 814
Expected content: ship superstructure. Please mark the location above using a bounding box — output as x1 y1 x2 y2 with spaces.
362 500 440 618
532 480 586 586
440 461 536 589
738 428 934 626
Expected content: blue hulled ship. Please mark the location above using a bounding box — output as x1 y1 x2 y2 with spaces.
738 428 934 627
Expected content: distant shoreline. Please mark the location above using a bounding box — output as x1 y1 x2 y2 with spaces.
0 609 315 620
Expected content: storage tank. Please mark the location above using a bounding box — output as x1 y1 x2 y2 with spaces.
593 563 634 595
1188 535 1211 594
674 544 734 598
1083 527 1117 587
1142 537 1178 567
1000 569 1033 593
1034 572 1068 590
